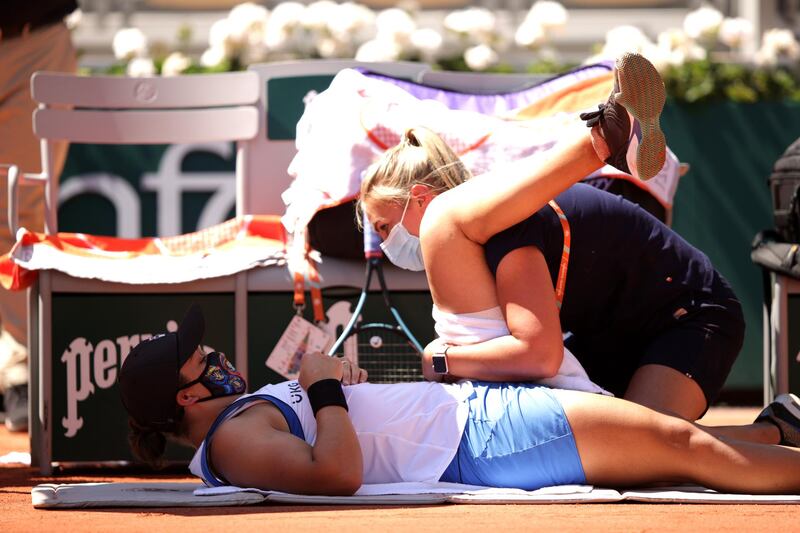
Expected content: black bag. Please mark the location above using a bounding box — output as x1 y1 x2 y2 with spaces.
744 139 800 394
755 136 800 279
753 137 800 392
307 200 365 260
768 136 800 242
751 229 800 280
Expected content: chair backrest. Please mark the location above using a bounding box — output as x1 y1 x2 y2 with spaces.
237 60 429 218
420 70 551 94
29 71 260 233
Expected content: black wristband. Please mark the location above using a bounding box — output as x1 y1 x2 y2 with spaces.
307 378 348 416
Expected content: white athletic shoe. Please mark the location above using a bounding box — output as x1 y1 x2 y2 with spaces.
756 393 800 447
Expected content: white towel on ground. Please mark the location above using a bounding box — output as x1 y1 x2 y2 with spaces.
432 305 612 396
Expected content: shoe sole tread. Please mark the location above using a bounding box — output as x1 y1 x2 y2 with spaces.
614 52 666 181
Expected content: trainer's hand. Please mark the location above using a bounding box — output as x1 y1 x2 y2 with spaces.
299 352 343 390
340 359 368 386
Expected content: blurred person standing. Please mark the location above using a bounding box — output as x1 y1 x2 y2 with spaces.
0 0 78 431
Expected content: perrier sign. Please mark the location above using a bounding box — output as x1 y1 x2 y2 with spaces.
51 293 235 462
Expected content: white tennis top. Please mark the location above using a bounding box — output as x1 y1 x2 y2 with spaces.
189 380 472 487
432 305 611 396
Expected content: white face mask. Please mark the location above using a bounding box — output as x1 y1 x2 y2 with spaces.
380 196 425 271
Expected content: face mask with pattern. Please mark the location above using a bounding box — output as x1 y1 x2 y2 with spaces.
178 351 246 401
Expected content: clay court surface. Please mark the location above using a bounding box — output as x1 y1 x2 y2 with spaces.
0 406 796 532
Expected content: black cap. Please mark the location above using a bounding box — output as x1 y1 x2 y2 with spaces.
118 304 205 430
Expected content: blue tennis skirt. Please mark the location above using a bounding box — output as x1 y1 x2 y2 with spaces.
439 382 585 490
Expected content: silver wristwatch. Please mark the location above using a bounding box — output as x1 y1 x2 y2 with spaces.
432 345 450 374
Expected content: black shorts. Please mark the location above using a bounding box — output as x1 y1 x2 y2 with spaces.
565 273 745 407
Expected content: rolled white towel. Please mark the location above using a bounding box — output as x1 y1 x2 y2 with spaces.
432 305 612 396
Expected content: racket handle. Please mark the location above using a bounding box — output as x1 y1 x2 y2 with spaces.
362 207 383 257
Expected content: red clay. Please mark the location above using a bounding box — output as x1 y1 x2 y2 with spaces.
1 407 796 532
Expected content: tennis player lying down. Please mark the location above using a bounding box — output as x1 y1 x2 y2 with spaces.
119 305 800 495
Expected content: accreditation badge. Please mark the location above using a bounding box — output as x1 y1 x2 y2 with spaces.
266 315 333 380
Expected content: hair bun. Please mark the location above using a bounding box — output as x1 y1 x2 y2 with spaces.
403 128 421 147
128 418 168 467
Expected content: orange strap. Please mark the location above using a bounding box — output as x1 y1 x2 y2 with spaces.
307 257 324 323
292 268 305 311
292 254 325 323
548 200 570 310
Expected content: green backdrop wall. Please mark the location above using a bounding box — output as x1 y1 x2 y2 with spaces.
662 102 800 390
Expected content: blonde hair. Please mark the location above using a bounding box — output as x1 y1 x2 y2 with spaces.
358 127 472 222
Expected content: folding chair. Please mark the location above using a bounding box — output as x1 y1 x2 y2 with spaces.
15 71 259 473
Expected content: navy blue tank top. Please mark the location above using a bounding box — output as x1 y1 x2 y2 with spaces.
484 183 717 342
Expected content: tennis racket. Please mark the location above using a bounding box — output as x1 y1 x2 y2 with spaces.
327 213 425 382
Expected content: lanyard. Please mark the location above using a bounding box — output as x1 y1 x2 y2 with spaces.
292 254 325 323
547 199 570 310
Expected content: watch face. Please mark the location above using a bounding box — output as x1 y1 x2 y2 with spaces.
432 354 448 374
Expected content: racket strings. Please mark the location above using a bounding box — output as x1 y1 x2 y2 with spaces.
341 327 423 383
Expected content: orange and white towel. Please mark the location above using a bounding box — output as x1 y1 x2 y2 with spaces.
0 215 287 290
